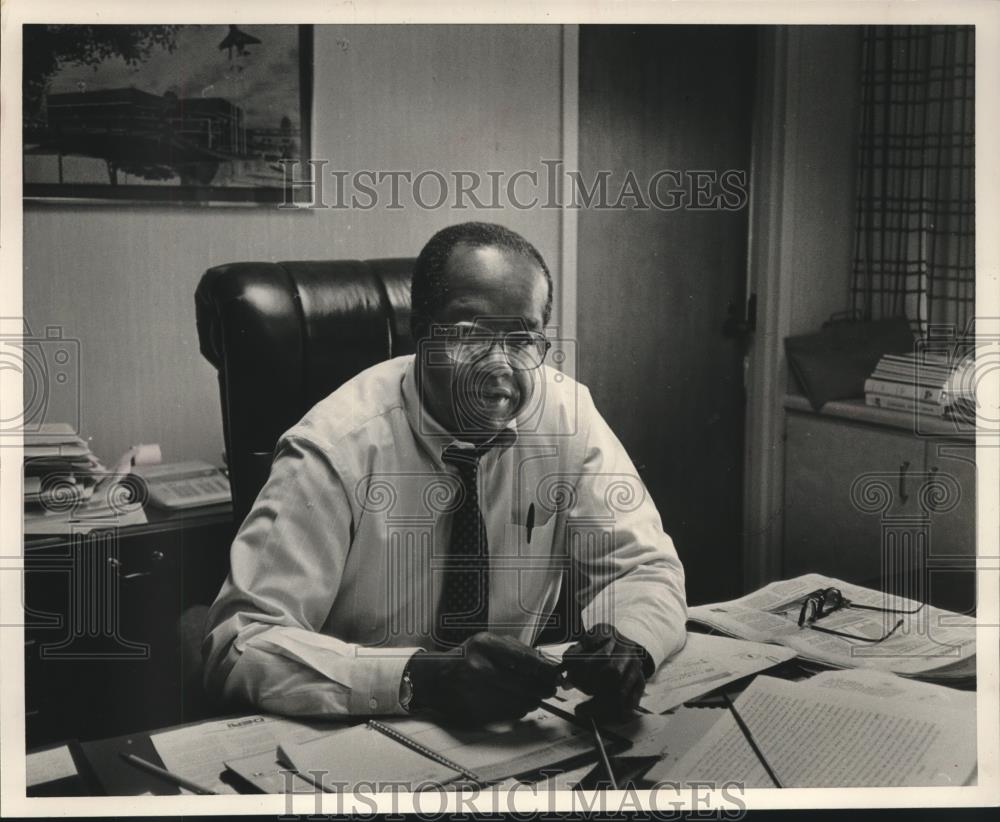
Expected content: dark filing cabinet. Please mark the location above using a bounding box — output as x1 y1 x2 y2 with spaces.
23 505 235 748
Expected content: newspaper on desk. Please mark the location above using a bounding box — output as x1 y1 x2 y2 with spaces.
687 573 976 679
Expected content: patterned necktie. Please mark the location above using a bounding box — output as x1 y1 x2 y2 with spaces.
435 441 498 649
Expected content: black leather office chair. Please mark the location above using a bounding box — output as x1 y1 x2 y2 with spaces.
180 258 416 721
192 255 573 693
195 258 417 527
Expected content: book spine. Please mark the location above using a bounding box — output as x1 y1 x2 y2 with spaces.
865 393 947 416
872 361 951 377
864 378 947 403
873 361 951 373
871 371 951 386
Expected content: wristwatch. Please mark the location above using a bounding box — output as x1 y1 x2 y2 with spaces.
639 646 655 679
399 658 417 712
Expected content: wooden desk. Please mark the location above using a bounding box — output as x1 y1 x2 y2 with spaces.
29 654 974 796
23 503 236 749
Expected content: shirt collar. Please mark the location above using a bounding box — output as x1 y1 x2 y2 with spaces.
401 357 518 470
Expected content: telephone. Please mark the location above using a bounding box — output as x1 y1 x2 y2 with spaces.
134 460 232 510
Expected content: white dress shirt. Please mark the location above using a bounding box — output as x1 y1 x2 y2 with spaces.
202 355 686 717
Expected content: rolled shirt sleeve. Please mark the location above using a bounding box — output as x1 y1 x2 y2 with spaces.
202 435 420 717
568 388 688 669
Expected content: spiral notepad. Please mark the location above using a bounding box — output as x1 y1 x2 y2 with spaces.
277 724 467 791
367 720 483 783
278 706 610 791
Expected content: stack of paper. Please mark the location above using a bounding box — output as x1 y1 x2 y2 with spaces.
26 744 79 790
546 634 795 717
151 714 345 794
639 633 797 713
23 423 147 535
642 705 723 773
24 423 102 510
804 667 976 713
646 674 976 788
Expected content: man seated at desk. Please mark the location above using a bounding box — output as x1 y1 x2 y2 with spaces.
202 222 687 726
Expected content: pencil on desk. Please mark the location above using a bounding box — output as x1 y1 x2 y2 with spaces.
491 677 622 787
722 692 783 788
119 752 218 795
589 717 618 789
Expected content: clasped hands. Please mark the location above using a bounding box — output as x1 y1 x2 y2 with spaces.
407 624 652 725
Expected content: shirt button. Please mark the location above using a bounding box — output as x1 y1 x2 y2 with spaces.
369 697 379 710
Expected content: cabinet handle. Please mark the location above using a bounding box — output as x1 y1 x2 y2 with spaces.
121 571 153 581
107 556 154 580
151 550 164 561
898 460 910 503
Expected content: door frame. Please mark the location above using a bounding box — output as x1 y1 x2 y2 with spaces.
743 26 801 591
569 23 756 602
558 24 579 380
563 22 773 592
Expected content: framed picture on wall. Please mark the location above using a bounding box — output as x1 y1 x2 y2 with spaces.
22 24 312 205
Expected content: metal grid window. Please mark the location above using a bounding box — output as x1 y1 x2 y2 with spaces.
851 25 975 337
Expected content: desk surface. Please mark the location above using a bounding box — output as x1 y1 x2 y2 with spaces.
24 501 233 551
28 656 976 796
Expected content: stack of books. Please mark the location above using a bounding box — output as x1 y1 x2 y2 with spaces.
864 352 976 420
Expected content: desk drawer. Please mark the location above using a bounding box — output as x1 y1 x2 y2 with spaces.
23 512 234 748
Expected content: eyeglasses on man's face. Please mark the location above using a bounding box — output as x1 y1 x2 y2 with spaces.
434 321 552 370
796 586 925 644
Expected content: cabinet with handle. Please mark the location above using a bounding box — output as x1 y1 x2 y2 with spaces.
782 396 975 613
23 506 234 748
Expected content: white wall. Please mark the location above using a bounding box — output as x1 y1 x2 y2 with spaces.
23 25 564 465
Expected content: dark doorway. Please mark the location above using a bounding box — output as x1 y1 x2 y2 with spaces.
577 25 756 605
